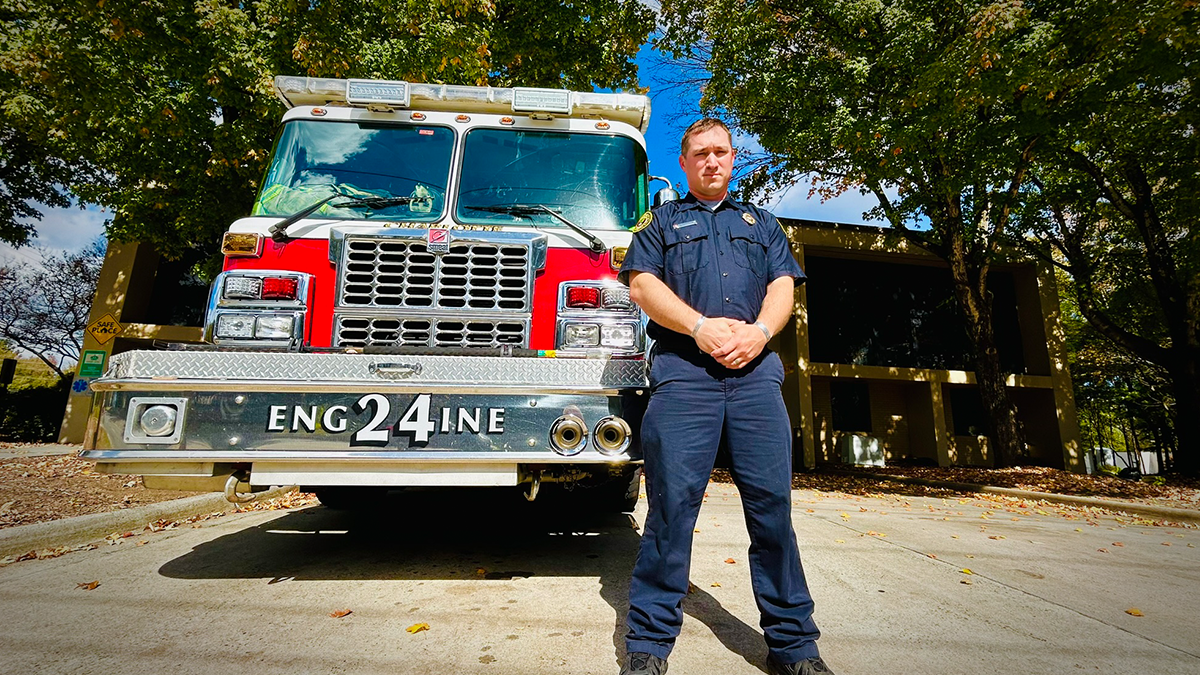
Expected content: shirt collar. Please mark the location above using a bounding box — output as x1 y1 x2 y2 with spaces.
678 191 749 213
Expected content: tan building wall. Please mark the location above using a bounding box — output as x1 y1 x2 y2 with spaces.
783 220 1082 471
58 242 203 443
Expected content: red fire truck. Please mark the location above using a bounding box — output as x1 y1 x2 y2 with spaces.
82 76 673 511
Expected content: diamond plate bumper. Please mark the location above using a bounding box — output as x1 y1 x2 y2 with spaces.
92 350 648 393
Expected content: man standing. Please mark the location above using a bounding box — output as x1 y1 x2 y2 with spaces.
617 119 833 675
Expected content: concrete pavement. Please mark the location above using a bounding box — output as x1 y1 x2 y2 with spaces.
0 481 1196 674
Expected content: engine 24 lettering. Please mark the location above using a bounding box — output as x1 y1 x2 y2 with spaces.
265 393 505 447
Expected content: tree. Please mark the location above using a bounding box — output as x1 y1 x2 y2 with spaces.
657 0 1067 466
0 0 655 262
0 240 106 378
1016 1 1200 475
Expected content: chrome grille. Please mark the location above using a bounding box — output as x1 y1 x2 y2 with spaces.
340 238 532 310
335 316 528 349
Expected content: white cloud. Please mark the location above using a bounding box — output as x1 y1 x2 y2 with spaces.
765 181 886 225
0 203 108 265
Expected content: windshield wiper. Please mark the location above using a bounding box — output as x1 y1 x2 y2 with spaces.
467 204 606 254
269 193 431 241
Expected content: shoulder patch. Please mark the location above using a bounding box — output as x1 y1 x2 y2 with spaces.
631 210 653 233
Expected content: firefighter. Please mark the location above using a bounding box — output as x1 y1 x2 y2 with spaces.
617 118 833 675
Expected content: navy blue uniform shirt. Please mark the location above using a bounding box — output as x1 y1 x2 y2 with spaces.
619 193 805 355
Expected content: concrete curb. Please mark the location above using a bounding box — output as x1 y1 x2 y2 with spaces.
830 470 1200 525
0 485 298 557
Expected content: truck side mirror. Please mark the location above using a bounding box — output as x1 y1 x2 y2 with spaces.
649 176 678 208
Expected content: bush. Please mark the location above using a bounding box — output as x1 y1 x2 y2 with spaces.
0 378 70 441
1098 464 1122 477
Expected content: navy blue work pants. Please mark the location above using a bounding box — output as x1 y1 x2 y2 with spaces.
625 348 821 663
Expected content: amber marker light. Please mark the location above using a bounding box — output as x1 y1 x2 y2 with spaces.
610 246 627 271
410 112 426 121
500 117 515 125
221 232 263 258
456 114 471 123
595 121 610 130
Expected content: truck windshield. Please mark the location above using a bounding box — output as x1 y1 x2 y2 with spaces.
456 129 649 231
254 120 454 221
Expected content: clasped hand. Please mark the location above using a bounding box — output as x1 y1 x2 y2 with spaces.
694 317 767 369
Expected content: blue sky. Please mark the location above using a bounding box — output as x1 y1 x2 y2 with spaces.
3 39 883 260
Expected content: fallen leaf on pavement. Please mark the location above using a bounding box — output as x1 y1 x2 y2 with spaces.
835 539 845 544
988 535 1005 540
76 581 99 590
407 622 430 633
710 582 721 588
1125 608 1144 617
724 558 736 564
687 582 697 594
960 579 973 585
330 609 352 618
1097 548 1109 553
961 568 973 575
1112 542 1124 547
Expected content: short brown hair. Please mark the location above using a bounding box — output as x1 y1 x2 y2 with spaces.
680 118 732 156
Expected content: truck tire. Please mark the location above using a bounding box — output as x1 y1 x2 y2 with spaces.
587 466 642 514
311 487 391 510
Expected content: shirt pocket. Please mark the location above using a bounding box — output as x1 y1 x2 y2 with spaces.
731 231 768 277
663 226 710 275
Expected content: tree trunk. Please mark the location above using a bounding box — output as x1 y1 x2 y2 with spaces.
1168 360 1200 477
944 238 1027 468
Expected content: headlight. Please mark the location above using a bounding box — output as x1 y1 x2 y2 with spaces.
254 315 294 339
600 323 637 349
563 323 600 347
215 313 255 339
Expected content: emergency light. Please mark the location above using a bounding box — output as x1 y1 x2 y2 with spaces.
273 76 652 133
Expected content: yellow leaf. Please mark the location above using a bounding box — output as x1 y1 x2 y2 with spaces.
330 609 352 618
76 580 100 591
961 568 973 575
835 539 845 544
1125 608 1144 617
407 622 430 633
710 582 721 588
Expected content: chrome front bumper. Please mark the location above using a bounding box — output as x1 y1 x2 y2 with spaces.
83 350 648 487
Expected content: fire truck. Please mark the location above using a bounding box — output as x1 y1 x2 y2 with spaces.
82 76 675 512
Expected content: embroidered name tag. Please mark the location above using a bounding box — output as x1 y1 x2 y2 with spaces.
672 220 698 229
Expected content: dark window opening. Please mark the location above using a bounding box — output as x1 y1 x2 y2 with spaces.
830 381 872 433
948 388 988 437
805 256 1026 373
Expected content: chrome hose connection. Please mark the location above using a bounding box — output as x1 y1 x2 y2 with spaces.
592 416 631 456
549 409 588 456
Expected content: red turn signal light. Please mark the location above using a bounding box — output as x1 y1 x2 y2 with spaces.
261 276 299 300
565 286 601 308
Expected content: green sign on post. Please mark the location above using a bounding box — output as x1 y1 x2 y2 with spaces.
78 350 107 378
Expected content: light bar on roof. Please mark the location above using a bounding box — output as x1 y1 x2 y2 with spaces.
272 76 653 133
512 87 572 114
346 79 410 108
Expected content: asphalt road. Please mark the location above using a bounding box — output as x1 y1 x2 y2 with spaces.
0 481 1197 675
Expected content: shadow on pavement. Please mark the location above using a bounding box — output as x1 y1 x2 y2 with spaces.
158 486 769 672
